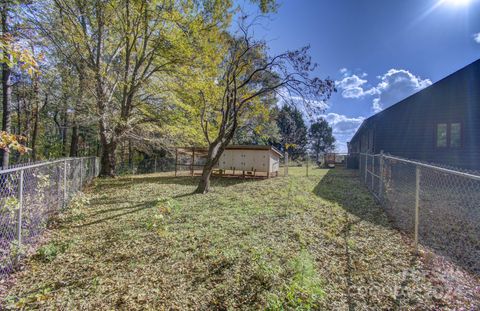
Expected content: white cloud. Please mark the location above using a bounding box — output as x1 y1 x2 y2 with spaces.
474 33 480 43
339 68 349 75
322 113 364 135
320 113 365 153
335 74 377 99
336 67 432 113
371 69 432 112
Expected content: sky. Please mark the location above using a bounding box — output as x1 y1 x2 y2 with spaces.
240 0 480 152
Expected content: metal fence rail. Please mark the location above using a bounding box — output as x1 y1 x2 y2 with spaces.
0 157 99 278
359 152 480 273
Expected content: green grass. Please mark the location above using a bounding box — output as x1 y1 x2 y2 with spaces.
0 167 461 309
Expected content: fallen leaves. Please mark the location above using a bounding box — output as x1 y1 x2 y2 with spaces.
1 168 478 309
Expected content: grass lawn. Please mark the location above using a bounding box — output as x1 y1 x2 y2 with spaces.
1 167 475 309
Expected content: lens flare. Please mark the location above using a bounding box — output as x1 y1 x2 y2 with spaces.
443 0 471 5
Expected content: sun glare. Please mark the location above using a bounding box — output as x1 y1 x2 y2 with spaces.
443 0 471 6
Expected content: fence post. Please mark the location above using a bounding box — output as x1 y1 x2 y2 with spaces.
80 158 84 187
16 169 24 263
174 148 178 177
364 153 368 183
284 151 289 177
414 166 421 252
96 157 100 177
154 155 157 173
371 154 375 190
92 157 96 178
57 165 62 210
379 150 384 199
63 159 67 207
191 148 195 177
306 157 309 177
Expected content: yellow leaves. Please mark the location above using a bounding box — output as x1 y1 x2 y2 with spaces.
0 131 30 154
285 143 297 150
0 35 39 77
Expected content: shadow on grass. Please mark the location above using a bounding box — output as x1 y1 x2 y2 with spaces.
314 168 419 309
72 200 157 228
94 175 258 192
313 168 391 228
315 169 480 276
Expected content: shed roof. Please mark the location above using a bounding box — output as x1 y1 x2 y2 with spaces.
177 145 283 157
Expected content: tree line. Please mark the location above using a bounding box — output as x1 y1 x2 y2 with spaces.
1 0 336 193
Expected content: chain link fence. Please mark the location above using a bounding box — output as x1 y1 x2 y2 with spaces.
359 152 480 273
0 157 99 278
117 157 176 175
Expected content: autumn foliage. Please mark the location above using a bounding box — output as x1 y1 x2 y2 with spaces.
0 131 29 155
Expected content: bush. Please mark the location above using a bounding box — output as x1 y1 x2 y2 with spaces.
36 241 70 262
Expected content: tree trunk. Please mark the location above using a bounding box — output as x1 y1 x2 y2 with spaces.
128 139 133 172
31 73 40 161
195 140 227 194
196 158 215 194
1 4 12 168
31 103 39 161
69 122 79 157
70 63 84 158
100 139 117 177
61 110 68 156
99 115 117 177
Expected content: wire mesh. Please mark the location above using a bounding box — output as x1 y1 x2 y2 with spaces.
382 157 417 235
360 152 480 273
0 170 20 277
117 157 176 175
418 165 480 272
0 157 99 278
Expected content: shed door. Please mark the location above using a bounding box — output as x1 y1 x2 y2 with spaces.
258 151 268 171
220 150 233 169
233 151 247 170
245 150 258 171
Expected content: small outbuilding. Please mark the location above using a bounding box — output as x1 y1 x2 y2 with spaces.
175 145 282 178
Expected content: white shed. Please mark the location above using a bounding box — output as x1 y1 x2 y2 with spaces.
175 145 282 178
218 145 282 178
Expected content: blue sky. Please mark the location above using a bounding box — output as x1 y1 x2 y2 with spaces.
240 0 480 152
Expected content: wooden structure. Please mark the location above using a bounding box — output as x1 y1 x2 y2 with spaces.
175 145 282 178
323 153 347 168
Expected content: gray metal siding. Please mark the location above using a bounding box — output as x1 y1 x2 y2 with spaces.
350 60 480 170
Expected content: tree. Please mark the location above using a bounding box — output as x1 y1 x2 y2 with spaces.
192 18 335 193
309 118 335 163
276 105 308 160
0 131 29 155
1 1 38 167
232 98 280 145
34 0 231 176
1 2 13 168
232 114 280 145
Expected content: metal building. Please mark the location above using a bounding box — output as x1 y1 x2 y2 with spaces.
348 59 480 171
